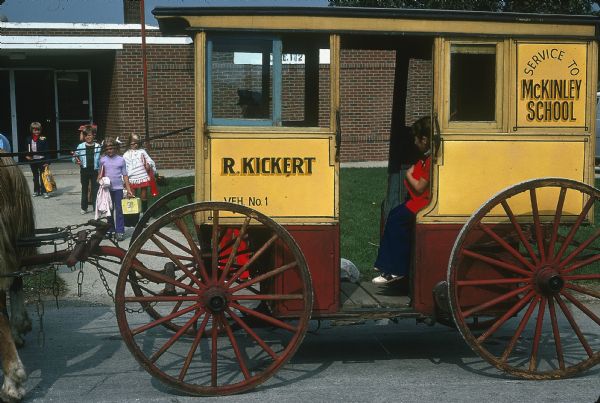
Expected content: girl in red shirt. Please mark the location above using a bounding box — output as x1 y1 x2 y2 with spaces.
373 116 431 285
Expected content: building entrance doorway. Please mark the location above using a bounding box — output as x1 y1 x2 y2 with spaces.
1 69 93 161
15 70 56 161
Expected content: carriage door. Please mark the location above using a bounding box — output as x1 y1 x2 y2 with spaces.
201 33 339 314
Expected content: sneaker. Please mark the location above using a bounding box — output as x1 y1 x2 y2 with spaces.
32 192 40 197
371 274 403 285
116 233 125 242
43 194 50 199
80 209 87 215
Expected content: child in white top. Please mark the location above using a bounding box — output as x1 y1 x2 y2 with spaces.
123 133 156 213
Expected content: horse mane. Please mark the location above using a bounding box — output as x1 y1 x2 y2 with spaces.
0 152 35 287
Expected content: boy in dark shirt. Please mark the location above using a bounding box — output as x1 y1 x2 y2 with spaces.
72 127 102 214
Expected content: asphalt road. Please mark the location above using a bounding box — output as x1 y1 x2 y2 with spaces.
19 303 600 403
14 163 600 403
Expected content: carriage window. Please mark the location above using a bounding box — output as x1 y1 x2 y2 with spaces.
209 38 273 125
450 44 496 121
207 35 329 127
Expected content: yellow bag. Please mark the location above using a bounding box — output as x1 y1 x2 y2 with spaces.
121 197 142 215
41 165 56 193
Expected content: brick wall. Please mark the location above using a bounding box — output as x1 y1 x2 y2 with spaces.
106 44 195 169
339 50 432 162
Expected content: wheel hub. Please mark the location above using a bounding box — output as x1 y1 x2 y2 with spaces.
202 287 228 312
535 266 564 296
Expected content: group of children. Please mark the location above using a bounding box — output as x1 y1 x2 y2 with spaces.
72 125 156 241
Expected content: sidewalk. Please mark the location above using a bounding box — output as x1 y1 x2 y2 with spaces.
20 161 192 304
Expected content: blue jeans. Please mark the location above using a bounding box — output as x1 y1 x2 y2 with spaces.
109 189 125 234
374 203 415 277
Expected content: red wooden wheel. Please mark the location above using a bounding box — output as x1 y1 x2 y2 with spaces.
115 201 313 395
448 178 600 379
130 185 195 243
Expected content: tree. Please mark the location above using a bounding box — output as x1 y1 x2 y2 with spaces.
329 0 597 14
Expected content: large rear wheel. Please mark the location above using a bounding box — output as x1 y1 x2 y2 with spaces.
448 178 600 379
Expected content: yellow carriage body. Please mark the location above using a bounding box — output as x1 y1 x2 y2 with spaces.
154 7 599 315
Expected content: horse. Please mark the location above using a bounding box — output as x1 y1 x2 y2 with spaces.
0 151 35 402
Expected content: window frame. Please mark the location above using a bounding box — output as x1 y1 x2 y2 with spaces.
206 35 282 126
441 39 507 133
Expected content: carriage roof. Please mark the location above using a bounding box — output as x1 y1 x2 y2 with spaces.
153 6 600 39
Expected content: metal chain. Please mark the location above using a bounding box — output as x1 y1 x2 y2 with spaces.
95 260 114 302
77 262 84 297
93 259 149 314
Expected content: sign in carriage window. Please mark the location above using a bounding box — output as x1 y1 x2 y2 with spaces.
516 42 587 128
450 44 496 122
207 35 330 127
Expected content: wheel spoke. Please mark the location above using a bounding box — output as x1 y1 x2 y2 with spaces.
528 297 547 372
478 223 536 271
125 295 198 303
211 210 220 283
462 284 531 318
565 283 600 299
225 308 278 360
560 290 600 326
231 294 304 301
554 196 596 263
547 187 567 260
554 294 594 358
501 199 539 265
131 304 202 336
562 253 600 275
221 313 251 380
174 218 211 286
229 234 279 284
137 249 194 261
461 249 532 277
564 274 600 281
150 234 206 289
150 309 204 363
229 261 298 293
230 302 297 332
547 297 565 370
477 290 535 343
130 261 199 294
219 216 252 284
155 230 193 255
557 228 600 270
179 312 211 381
456 278 531 287
211 313 219 387
501 296 540 362
169 279 194 315
528 189 546 263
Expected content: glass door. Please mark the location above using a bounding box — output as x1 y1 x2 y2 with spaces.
55 70 93 155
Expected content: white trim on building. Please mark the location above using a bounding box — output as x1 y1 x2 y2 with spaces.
0 22 159 30
1 35 192 50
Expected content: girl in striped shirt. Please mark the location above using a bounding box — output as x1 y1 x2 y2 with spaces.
123 133 156 213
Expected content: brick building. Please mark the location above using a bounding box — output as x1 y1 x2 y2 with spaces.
0 5 432 168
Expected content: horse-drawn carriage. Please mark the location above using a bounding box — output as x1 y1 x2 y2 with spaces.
2 6 599 399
